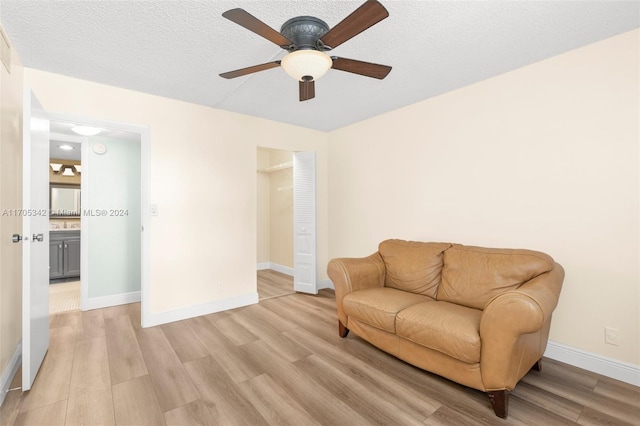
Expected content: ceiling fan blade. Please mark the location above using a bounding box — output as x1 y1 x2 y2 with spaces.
219 61 281 79
299 79 316 101
222 8 292 48
320 0 389 49
331 57 391 79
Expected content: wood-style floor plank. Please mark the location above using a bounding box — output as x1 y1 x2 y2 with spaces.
101 304 129 319
65 387 114 426
296 354 427 425
241 339 371 426
127 302 142 330
104 315 148 385
183 356 268 426
231 308 311 363
18 326 76 413
210 315 260 347
4 271 640 426
49 310 79 330
135 327 200 412
159 320 209 363
576 405 637 426
0 377 23 426
76 309 105 341
65 336 114 426
112 375 166 426
508 395 580 426
185 316 264 383
163 399 219 426
14 400 67 426
509 379 582 422
521 362 640 424
284 326 441 418
256 269 294 300
237 373 321 426
422 405 489 426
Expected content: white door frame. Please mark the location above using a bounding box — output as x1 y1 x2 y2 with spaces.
47 112 151 327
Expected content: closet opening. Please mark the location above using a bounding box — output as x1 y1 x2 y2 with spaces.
256 147 295 300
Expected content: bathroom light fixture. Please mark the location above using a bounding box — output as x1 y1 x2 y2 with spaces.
71 125 102 136
61 167 75 176
50 163 63 172
280 50 332 82
58 144 74 150
73 165 81 174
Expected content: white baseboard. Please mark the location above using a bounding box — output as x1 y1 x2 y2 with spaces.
0 340 22 407
544 340 640 386
256 262 271 271
143 292 259 328
83 291 141 311
256 262 294 276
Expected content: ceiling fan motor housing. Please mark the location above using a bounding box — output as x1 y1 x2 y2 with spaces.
280 16 330 51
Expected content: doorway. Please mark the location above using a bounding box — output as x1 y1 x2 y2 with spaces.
45 114 149 321
256 148 318 299
48 131 83 314
257 147 295 300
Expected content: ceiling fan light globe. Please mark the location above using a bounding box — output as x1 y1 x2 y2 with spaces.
281 50 332 82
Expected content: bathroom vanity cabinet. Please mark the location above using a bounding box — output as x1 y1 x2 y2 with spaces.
50 230 81 280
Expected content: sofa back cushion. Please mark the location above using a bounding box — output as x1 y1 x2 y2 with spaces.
379 239 451 298
438 244 554 309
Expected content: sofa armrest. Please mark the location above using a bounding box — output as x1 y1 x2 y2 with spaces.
327 253 386 326
479 263 564 390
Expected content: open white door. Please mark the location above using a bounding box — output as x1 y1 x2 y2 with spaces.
22 89 50 391
293 151 317 294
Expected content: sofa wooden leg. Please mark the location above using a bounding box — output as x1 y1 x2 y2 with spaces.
487 390 509 419
530 359 542 372
338 321 349 338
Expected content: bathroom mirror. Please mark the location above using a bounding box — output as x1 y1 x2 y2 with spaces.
50 185 81 216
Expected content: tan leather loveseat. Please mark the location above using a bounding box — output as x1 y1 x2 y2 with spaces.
327 239 564 419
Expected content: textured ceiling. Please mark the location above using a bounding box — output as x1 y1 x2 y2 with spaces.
1 1 638 132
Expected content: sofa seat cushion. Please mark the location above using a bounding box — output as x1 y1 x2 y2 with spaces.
379 239 452 298
438 244 555 310
343 288 434 333
396 301 482 363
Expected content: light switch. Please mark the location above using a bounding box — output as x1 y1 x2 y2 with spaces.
150 204 158 216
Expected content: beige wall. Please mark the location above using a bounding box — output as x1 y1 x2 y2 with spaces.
328 30 639 366
256 148 294 269
24 69 328 315
268 150 293 268
256 148 270 263
0 25 23 383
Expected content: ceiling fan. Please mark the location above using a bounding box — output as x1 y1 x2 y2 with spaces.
219 0 392 101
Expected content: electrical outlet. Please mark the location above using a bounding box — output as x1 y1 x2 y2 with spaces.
604 326 619 346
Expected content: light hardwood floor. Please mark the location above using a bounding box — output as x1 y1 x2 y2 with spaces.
257 269 294 300
2 273 639 425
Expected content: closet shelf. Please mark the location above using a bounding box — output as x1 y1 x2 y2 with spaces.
277 185 293 192
257 161 293 173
